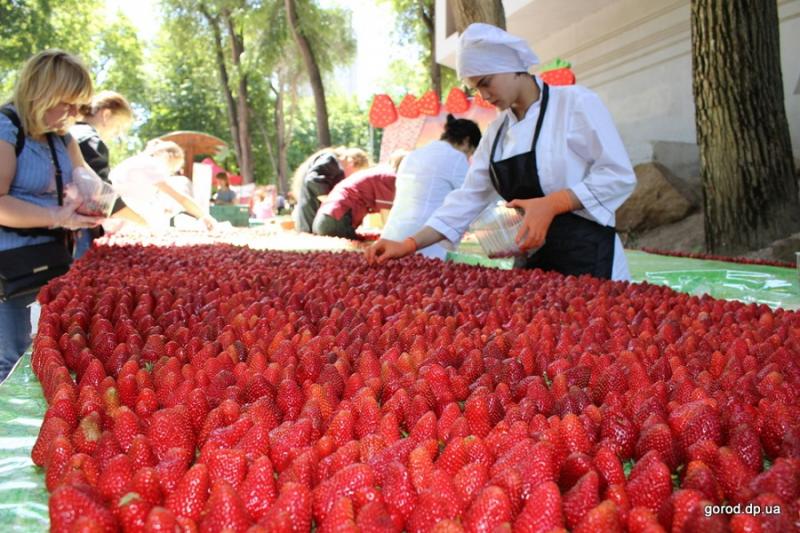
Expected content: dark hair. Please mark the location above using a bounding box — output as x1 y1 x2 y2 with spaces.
441 114 481 149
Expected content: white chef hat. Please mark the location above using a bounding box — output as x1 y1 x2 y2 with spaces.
456 23 539 79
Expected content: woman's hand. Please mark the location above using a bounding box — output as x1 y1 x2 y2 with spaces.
48 203 103 230
201 214 218 231
365 238 416 265
507 190 578 252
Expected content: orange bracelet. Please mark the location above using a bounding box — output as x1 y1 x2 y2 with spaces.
403 236 418 254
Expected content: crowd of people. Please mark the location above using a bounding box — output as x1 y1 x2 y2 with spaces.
1 22 637 380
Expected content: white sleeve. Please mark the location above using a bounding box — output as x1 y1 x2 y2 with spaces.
425 126 499 243
566 90 636 227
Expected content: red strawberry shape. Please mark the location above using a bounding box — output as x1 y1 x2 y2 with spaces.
368 94 398 128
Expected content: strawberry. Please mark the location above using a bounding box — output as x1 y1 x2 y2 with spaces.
147 407 195 464
659 489 704 533
326 409 355 447
313 463 375 520
711 447 755 503
98 454 134 502
49 483 116 532
72 411 103 455
573 500 620 532
200 481 249 533
444 88 470 114
155 448 190 497
239 456 277 522
560 413 592 455
368 94 398 128
437 437 470 477
594 445 626 488
166 463 209 522
635 423 680 470
114 492 152 533
45 435 74 491
749 457 800 503
465 394 492 438
382 461 417 524
405 491 456 533
462 485 512 533
626 506 663 533
318 496 357 533
144 506 178 532
206 448 248 491
259 482 312 532
682 460 724 503
131 467 162 507
600 412 637 458
356 501 402 533
417 90 440 116
563 470 600 529
128 435 157 470
112 407 141 453
514 481 564 533
397 94 420 119
729 423 763 473
560 452 595 491
626 453 672 513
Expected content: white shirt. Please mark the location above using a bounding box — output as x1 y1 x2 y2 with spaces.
109 154 176 227
382 140 471 260
426 79 636 280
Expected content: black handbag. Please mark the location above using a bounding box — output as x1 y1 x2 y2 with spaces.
0 106 73 302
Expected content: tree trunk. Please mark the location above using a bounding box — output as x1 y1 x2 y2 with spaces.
451 0 505 32
285 0 331 148
691 0 799 254
417 0 440 98
224 11 254 183
200 8 242 170
267 82 290 195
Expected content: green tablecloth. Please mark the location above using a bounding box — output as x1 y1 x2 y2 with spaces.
0 246 797 530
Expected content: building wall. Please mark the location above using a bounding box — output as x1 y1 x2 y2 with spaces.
436 0 800 175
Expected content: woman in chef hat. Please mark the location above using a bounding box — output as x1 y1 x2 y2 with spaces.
365 23 636 280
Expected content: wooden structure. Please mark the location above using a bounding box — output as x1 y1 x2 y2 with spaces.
156 131 227 179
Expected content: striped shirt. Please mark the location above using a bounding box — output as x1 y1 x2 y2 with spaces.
0 107 74 252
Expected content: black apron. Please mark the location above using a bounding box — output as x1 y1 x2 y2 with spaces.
488 82 616 279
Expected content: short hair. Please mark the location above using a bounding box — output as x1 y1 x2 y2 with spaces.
145 139 185 173
10 50 93 137
85 90 133 122
215 171 228 180
441 114 482 150
341 148 370 171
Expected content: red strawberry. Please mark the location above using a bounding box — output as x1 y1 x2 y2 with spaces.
72 412 103 455
560 452 595 491
49 483 116 532
147 407 194 464
259 482 312 532
206 448 248 491
573 500 621 532
563 470 600 528
368 94 398 128
240 456 277 522
660 489 704 533
682 460 724 503
417 90 440 116
749 457 800 503
514 481 564 533
200 482 249 533
113 407 141 453
397 94 420 119
382 461 417 523
144 506 177 532
131 467 162 507
626 454 672 513
128 435 157 470
729 423 763 473
561 413 591 455
155 449 190 497
356 500 401 533
98 454 134 502
326 409 355 447
313 463 375 520
595 445 626 488
114 492 152 533
711 447 755 503
462 485 512 533
166 463 209 522
445 88 470 114
318 496 357 533
465 394 492 438
405 491 456 533
635 423 680 470
626 506 662 533
45 435 74 491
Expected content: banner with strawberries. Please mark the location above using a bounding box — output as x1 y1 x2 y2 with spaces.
539 57 577 86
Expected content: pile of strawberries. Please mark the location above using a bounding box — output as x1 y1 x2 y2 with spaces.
31 243 800 532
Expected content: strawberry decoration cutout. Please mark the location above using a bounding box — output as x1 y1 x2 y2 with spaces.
368 94 398 128
397 94 421 119
540 67 576 86
417 90 441 116
445 87 470 114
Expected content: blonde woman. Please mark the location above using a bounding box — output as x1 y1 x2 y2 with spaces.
0 50 102 380
109 139 216 230
70 90 135 257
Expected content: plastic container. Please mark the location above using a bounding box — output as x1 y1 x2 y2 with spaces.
470 200 527 259
72 168 118 217
210 205 250 227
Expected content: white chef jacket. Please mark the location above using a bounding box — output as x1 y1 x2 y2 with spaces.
382 140 472 260
426 78 636 280
110 154 181 228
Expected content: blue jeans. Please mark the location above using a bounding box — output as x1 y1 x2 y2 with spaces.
0 292 36 382
73 228 93 259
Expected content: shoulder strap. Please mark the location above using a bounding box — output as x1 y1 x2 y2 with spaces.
0 106 25 157
46 133 65 206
